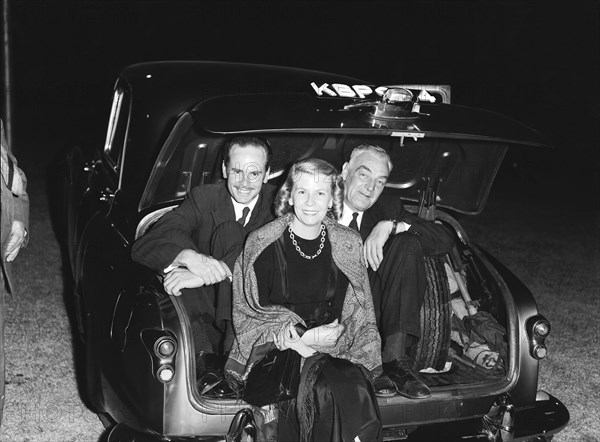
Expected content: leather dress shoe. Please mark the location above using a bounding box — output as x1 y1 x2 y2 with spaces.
384 359 431 399
373 374 397 398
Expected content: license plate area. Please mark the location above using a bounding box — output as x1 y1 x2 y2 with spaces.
383 427 410 440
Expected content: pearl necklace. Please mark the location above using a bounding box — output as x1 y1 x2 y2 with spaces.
288 223 326 260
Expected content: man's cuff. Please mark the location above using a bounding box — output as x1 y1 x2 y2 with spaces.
389 220 411 236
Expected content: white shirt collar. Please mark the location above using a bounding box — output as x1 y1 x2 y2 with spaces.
339 202 364 229
231 195 259 226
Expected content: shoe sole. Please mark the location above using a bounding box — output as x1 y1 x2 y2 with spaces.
375 388 397 398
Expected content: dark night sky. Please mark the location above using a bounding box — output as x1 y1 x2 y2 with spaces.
5 1 600 173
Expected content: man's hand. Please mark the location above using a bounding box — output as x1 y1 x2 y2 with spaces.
163 267 205 296
300 319 345 349
363 220 394 271
364 220 410 270
4 220 27 262
166 249 232 285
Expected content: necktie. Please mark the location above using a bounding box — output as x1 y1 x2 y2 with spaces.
348 212 359 231
237 206 250 226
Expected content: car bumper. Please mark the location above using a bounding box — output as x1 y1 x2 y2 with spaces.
107 393 568 442
382 392 569 441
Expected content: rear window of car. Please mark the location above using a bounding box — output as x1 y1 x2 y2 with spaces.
139 113 334 211
139 112 508 214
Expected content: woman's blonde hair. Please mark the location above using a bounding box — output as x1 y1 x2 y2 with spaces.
274 158 344 220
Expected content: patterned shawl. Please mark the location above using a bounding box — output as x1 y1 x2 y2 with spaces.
226 213 382 382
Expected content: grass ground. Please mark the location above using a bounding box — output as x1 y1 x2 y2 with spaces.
459 171 600 442
0 159 597 441
0 159 106 441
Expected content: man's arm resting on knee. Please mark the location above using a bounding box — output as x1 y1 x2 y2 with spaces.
163 267 205 296
363 220 411 271
166 249 232 285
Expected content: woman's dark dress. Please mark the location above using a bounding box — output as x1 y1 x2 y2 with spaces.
254 230 382 442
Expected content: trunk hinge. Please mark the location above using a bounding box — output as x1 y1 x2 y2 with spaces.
417 176 438 221
417 144 459 221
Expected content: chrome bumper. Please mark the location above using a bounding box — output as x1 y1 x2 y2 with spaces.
382 391 569 441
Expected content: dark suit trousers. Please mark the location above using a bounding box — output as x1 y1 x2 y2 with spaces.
369 233 426 363
179 221 245 355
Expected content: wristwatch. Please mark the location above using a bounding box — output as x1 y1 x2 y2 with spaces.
389 219 398 238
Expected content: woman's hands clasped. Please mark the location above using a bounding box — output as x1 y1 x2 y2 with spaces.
272 320 345 358
272 323 301 351
272 323 315 358
300 319 345 349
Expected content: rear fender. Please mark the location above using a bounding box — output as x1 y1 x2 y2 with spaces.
477 249 541 406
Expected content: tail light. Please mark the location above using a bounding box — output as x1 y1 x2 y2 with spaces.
526 315 551 360
141 329 178 383
154 337 177 358
157 365 175 383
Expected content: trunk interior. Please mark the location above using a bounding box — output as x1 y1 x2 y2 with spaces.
188 209 512 404
405 209 511 395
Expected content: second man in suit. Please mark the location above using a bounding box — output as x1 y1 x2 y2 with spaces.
339 144 453 399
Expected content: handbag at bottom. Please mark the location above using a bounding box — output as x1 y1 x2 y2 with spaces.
243 348 301 407
226 408 257 442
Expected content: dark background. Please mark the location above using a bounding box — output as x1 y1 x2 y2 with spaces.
5 0 600 180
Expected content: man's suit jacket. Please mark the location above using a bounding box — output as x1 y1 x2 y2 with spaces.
131 182 277 273
360 194 453 256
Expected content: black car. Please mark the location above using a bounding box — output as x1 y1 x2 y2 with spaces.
65 61 569 441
